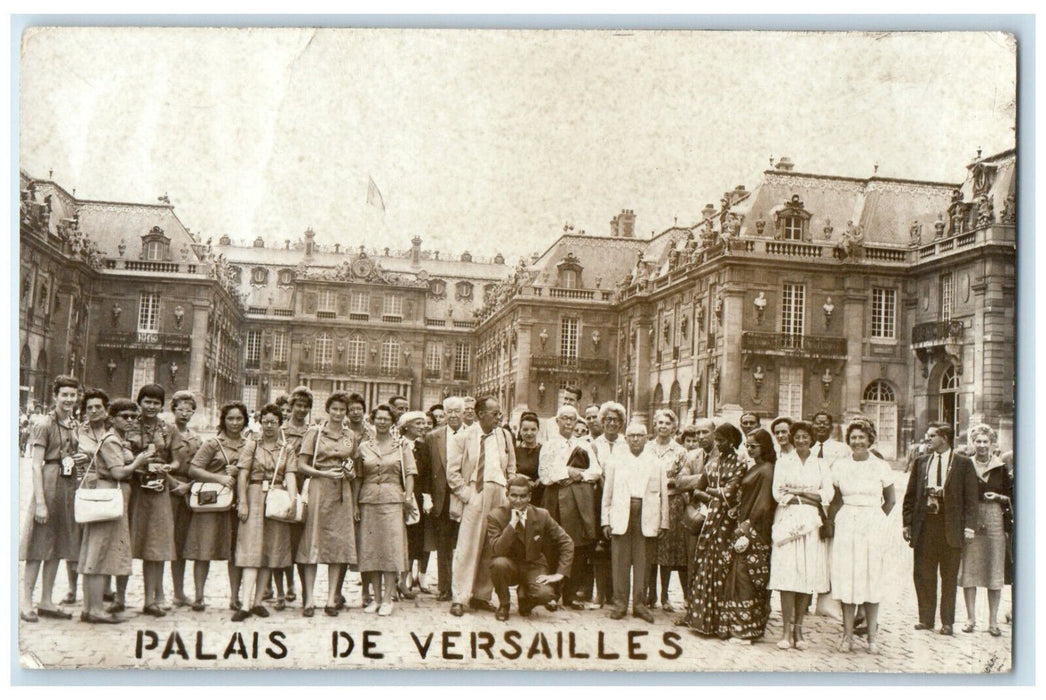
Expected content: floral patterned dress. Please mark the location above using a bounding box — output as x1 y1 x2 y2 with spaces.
721 460 777 639
651 439 689 568
684 450 748 637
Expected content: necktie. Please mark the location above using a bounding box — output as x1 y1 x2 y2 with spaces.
933 453 941 487
818 443 825 458
514 510 525 536
476 430 493 488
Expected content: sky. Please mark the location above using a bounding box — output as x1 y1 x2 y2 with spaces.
19 28 1017 264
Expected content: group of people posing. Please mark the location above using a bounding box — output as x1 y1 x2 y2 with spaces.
20 376 1013 657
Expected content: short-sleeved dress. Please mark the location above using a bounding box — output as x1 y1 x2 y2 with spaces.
21 412 81 563
168 426 202 560
234 436 293 569
127 419 177 562
78 431 133 576
651 439 690 569
183 434 245 562
295 423 358 565
356 436 417 573
829 455 892 604
768 450 834 594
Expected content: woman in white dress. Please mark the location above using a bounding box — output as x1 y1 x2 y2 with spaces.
768 420 834 650
827 418 896 653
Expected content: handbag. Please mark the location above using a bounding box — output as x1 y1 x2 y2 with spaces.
400 440 421 525
188 440 235 512
74 436 125 524
265 439 305 523
684 495 708 535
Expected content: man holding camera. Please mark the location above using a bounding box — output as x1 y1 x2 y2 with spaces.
902 422 979 636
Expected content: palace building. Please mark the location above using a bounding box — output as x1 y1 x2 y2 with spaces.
20 147 1015 453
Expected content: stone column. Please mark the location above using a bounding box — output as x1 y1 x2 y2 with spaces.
842 292 866 417
718 286 745 418
633 317 653 425
187 302 210 430
515 321 533 412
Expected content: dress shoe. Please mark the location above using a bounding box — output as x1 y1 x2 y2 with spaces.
914 622 932 631
397 586 416 600
565 601 586 611
469 598 496 613
674 616 689 627
105 602 125 614
37 607 73 620
962 622 976 633
632 608 655 624
363 601 379 614
335 594 347 610
661 601 676 613
608 609 627 620
191 601 206 612
172 596 191 608
989 626 1002 637
939 625 954 636
251 605 270 618
82 612 124 624
436 592 452 602
60 592 77 605
854 624 868 636
274 598 286 611
449 603 465 617
302 606 315 618
231 609 251 622
142 603 166 617
418 585 432 595
19 611 39 623
285 591 297 603
377 602 394 617
544 600 559 612
495 604 510 622
324 606 340 617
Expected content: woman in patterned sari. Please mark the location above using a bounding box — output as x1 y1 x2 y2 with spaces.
683 422 747 638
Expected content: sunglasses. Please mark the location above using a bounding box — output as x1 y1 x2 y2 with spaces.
116 413 139 419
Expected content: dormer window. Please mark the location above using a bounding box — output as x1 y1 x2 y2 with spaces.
556 251 584 288
140 225 171 261
772 195 813 241
783 216 805 241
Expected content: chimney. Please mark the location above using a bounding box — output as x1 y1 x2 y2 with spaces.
621 209 635 238
304 228 315 257
253 236 265 248
411 235 422 266
775 156 795 172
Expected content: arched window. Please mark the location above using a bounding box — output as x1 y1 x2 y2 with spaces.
862 380 898 460
652 383 664 411
315 333 333 371
669 380 682 420
939 364 959 438
347 335 366 373
381 336 400 373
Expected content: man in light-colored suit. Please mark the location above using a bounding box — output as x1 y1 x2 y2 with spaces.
601 422 669 623
447 396 516 616
424 396 466 602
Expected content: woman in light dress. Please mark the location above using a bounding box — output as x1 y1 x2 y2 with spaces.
768 420 834 650
827 418 895 654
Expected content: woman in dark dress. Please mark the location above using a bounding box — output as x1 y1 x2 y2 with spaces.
514 412 543 504
683 423 747 638
960 423 1013 637
721 428 778 643
166 390 201 608
184 402 248 611
401 411 432 595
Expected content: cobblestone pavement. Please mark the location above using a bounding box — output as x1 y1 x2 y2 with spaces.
17 460 1012 673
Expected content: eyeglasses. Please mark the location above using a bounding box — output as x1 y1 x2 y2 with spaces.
116 413 139 419
259 419 280 426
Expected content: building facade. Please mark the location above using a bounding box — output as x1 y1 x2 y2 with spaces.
20 147 1016 453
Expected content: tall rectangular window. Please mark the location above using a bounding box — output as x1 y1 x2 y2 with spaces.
271 331 288 364
781 284 805 338
381 337 400 373
783 216 804 241
245 330 262 365
871 288 896 339
382 294 403 317
454 343 470 380
560 317 579 360
425 342 443 377
317 289 337 314
940 273 954 322
138 292 160 332
130 356 156 402
778 366 803 419
351 291 369 315
242 376 259 411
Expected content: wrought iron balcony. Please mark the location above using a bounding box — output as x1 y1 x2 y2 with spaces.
97 330 192 353
529 355 610 375
740 332 847 359
912 320 965 346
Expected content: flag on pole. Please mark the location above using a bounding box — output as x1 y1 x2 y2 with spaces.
366 176 386 212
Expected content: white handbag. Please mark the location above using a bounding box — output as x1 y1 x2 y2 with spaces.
264 440 305 523
74 437 125 524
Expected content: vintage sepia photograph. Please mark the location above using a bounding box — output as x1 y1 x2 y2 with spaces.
15 25 1018 674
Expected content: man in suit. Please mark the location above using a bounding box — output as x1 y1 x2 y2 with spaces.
424 396 466 602
447 396 516 616
601 421 670 623
486 475 574 621
903 422 979 635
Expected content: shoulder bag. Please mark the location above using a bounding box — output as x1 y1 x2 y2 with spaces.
265 440 305 523
188 439 235 512
74 436 125 524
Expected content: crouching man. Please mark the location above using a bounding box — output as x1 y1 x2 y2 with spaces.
486 476 574 622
